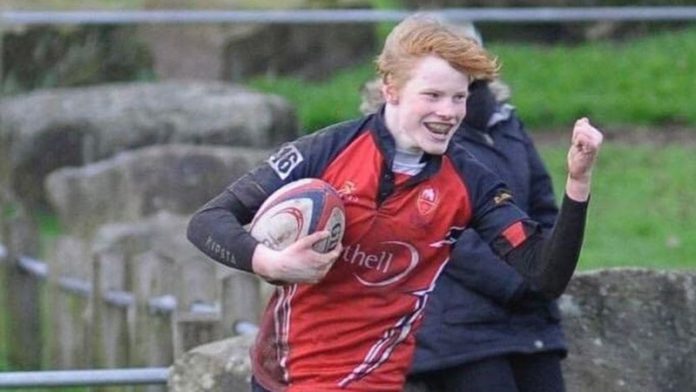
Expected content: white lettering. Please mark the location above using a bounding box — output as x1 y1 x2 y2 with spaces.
343 244 394 273
342 241 419 287
204 236 236 265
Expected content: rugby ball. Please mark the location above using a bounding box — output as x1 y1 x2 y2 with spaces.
249 178 345 253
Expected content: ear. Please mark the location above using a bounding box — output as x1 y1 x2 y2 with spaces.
382 82 400 105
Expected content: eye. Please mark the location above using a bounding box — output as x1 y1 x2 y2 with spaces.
422 91 439 99
454 93 468 102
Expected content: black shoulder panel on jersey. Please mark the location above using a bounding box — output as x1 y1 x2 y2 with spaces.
239 116 373 203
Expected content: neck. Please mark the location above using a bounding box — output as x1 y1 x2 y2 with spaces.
383 104 420 153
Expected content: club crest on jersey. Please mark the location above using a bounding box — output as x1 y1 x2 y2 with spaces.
268 144 304 180
337 180 358 202
417 187 439 215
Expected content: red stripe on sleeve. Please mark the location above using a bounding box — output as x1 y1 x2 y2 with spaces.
502 221 527 249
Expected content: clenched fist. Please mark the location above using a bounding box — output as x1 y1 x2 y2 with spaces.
566 118 604 201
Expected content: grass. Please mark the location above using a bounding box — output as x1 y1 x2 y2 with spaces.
492 27 696 129
250 62 376 134
249 25 696 133
539 143 696 271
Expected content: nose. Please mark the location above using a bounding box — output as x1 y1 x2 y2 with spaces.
436 100 462 120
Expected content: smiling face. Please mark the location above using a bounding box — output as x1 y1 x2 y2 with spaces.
383 55 470 155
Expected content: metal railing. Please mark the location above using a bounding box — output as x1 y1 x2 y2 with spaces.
0 240 261 326
0 245 219 315
0 368 169 388
0 242 258 388
2 7 696 26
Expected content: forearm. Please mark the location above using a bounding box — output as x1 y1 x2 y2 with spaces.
565 175 591 202
187 190 259 273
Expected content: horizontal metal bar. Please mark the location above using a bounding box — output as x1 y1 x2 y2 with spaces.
0 368 169 387
190 301 220 315
234 320 259 336
103 289 135 308
0 258 217 315
148 294 177 314
2 7 696 26
57 276 92 297
147 295 221 316
17 255 48 278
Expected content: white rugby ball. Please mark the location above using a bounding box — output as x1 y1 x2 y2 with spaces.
249 178 345 253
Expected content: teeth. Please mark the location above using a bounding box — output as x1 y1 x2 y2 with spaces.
425 123 452 134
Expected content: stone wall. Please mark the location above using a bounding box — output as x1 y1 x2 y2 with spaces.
0 81 296 210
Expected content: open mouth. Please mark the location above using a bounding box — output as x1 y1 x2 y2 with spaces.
424 122 454 136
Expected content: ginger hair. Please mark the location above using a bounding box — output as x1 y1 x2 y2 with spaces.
376 14 498 89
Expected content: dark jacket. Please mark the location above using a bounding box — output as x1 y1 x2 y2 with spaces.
410 81 568 374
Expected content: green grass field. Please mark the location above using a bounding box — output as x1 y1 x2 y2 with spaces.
493 28 696 128
540 143 696 271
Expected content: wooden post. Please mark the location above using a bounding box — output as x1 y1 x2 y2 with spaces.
172 254 222 358
0 197 42 370
221 271 261 336
130 250 177 392
173 311 223 357
91 251 131 368
46 235 93 369
130 250 177 367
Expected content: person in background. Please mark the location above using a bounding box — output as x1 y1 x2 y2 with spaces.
188 14 601 392
361 22 567 392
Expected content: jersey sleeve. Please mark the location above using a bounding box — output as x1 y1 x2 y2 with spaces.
466 168 540 256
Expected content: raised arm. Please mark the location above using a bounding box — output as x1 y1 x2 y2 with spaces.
512 118 602 296
462 118 603 299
